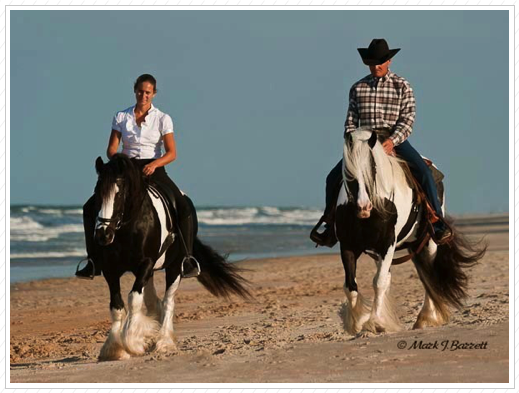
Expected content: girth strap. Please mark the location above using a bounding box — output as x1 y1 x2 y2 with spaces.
392 185 430 265
392 229 431 265
396 199 421 244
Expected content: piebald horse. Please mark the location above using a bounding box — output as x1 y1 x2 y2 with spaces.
92 154 251 360
336 129 485 335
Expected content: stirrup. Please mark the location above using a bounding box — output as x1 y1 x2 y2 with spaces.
75 258 96 280
181 256 201 278
427 218 453 246
310 216 326 239
310 216 337 248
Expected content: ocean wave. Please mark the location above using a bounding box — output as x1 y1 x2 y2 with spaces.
11 206 323 234
10 249 86 259
198 207 322 226
12 206 83 216
10 216 83 242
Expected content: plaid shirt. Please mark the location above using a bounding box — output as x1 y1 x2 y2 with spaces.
344 70 416 146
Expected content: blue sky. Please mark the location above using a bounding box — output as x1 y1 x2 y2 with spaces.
10 10 509 213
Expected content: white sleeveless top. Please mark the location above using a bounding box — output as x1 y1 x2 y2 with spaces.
111 104 174 159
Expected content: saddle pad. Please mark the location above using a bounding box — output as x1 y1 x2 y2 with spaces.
399 157 445 206
422 156 445 185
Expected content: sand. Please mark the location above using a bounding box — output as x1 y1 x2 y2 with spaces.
10 215 509 384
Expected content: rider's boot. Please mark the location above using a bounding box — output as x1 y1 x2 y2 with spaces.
310 210 338 247
421 187 453 245
76 198 102 279
310 163 342 248
179 213 200 278
431 215 453 245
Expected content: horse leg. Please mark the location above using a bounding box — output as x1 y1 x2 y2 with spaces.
362 244 402 333
99 275 130 361
121 260 160 356
338 247 371 335
155 266 182 353
413 240 450 328
143 274 163 323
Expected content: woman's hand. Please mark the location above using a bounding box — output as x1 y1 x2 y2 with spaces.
143 162 158 176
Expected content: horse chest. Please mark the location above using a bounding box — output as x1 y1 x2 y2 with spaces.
336 200 398 256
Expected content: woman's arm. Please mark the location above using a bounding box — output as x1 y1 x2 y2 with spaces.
142 133 177 176
107 129 122 159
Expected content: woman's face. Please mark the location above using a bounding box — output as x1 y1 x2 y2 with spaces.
135 81 156 107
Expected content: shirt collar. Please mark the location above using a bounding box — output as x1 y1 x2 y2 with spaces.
368 70 393 85
381 70 393 83
132 103 157 115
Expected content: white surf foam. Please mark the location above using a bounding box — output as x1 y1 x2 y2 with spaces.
10 216 83 242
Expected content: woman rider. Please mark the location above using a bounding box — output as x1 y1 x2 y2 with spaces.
76 74 196 278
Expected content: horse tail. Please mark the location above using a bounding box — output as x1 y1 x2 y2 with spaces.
194 237 253 300
413 218 486 314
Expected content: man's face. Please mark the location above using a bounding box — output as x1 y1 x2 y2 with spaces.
369 59 391 78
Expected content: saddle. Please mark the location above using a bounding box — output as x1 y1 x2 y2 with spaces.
147 180 180 259
398 157 444 220
148 180 177 232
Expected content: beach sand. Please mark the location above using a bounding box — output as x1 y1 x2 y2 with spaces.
10 216 509 383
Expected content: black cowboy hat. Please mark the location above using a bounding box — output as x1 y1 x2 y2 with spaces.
357 39 400 66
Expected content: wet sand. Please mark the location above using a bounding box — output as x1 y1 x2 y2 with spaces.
10 215 509 383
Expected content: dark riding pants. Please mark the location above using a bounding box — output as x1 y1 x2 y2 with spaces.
325 140 443 217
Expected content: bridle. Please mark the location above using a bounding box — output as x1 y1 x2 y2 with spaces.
95 177 130 231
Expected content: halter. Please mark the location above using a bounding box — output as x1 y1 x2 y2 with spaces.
96 177 130 231
96 215 125 230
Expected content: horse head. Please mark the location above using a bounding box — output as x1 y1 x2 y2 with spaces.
93 154 141 246
343 128 394 219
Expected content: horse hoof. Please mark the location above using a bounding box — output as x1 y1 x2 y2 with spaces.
354 330 376 339
154 337 178 354
99 345 131 361
413 316 445 330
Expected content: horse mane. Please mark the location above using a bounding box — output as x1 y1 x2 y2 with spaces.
97 153 146 218
343 128 407 214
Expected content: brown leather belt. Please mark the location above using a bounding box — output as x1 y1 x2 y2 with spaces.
371 128 392 141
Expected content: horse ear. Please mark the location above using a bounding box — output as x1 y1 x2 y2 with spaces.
368 131 377 149
95 156 104 174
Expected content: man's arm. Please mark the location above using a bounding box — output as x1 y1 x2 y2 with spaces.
389 82 416 146
344 86 358 138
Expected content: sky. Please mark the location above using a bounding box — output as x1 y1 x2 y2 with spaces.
10 10 509 214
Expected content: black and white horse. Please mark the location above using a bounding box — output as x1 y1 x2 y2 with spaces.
92 154 251 361
336 128 485 336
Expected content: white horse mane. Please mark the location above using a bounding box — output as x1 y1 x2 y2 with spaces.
343 127 407 213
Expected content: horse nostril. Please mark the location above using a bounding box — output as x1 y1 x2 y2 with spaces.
367 202 373 211
95 227 115 245
106 231 114 243
95 229 103 245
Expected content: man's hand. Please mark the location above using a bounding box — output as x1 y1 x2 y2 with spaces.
382 139 395 156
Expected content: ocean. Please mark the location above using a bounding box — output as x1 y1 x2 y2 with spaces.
10 205 332 283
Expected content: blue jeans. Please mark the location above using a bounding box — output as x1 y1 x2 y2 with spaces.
325 140 443 217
